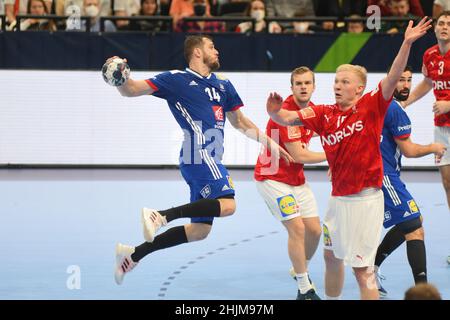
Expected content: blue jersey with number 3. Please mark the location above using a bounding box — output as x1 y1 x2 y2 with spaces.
146 68 243 180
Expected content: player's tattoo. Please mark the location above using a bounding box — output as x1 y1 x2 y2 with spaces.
291 117 303 126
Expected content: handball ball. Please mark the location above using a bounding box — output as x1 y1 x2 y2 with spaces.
102 58 130 86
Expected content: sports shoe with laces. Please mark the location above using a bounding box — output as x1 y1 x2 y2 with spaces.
141 208 167 242
297 288 321 300
114 243 137 285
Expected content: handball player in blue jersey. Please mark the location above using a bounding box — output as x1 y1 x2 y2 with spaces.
374 66 446 297
106 35 293 285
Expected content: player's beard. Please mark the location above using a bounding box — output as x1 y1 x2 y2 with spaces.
204 55 220 71
394 88 410 101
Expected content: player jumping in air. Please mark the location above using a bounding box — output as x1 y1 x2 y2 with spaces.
107 35 293 286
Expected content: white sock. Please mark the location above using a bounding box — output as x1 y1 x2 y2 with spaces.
325 294 341 300
296 272 313 294
306 260 310 268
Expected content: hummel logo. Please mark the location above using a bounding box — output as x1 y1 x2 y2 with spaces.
189 80 198 86
222 185 230 191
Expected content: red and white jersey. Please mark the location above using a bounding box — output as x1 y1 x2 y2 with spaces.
297 83 392 196
254 96 315 186
423 45 450 127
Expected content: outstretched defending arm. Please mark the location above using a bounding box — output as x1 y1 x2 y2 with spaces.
284 141 326 164
395 137 446 162
266 92 304 126
381 17 433 101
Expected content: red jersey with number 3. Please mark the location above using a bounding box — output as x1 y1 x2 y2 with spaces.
423 45 450 127
254 96 315 186
298 83 392 196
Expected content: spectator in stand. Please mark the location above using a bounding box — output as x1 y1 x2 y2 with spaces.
315 0 367 30
170 0 211 29
266 0 314 18
367 0 424 17
5 0 52 29
235 0 282 33
114 0 141 29
19 0 56 30
0 0 6 28
347 14 365 33
66 0 116 31
265 0 314 31
284 11 313 33
55 0 112 17
316 0 367 18
128 0 168 32
381 0 418 34
433 0 450 18
175 0 225 33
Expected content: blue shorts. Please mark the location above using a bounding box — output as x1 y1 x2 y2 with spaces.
180 163 235 224
382 174 421 228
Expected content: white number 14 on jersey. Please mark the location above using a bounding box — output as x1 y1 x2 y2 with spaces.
205 87 221 102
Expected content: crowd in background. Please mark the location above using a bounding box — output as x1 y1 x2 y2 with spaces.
0 0 445 33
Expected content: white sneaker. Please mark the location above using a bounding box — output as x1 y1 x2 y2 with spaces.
141 208 167 242
114 243 137 285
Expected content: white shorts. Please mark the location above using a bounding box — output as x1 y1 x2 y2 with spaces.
255 179 319 221
434 126 450 166
323 188 384 268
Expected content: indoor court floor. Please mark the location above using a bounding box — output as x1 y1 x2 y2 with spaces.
0 168 448 300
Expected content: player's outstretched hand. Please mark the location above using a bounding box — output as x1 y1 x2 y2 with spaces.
266 92 283 116
404 16 433 45
433 143 447 163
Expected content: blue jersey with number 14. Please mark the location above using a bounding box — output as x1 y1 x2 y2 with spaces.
146 68 243 180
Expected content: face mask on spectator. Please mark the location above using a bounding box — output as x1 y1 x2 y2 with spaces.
193 4 206 16
294 22 309 33
85 5 99 17
251 10 265 22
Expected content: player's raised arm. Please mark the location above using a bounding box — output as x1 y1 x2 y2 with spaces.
226 108 294 164
266 92 304 126
103 56 155 97
381 17 433 101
